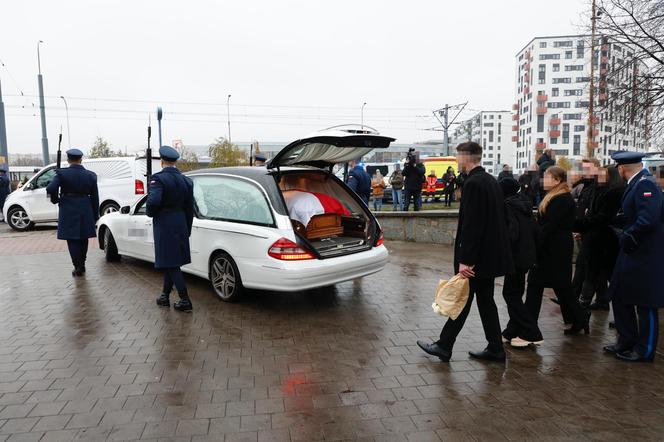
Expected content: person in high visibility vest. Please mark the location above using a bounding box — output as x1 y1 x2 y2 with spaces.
426 170 438 202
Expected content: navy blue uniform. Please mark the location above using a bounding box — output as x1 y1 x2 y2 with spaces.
147 166 194 302
46 164 100 271
0 172 10 217
611 168 664 359
146 167 194 268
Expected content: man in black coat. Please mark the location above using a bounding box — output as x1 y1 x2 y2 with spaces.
418 142 513 362
402 156 425 211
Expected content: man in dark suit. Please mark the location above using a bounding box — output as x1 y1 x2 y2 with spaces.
148 146 195 312
418 142 513 362
347 159 371 205
0 168 10 222
46 149 100 276
604 151 664 362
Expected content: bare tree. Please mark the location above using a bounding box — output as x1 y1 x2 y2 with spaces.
595 0 664 151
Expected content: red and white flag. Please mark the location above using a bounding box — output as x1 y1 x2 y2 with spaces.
283 190 350 226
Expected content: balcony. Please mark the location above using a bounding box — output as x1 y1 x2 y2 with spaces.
523 86 530 94
592 116 600 124
512 114 519 121
601 44 609 51
536 142 547 150
550 117 561 125
592 128 600 136
512 125 519 131
599 93 608 101
600 68 608 75
536 106 548 114
512 103 519 110
591 141 599 148
512 136 519 142
550 130 561 138
536 94 548 102
525 62 531 70
601 56 609 64
524 73 530 82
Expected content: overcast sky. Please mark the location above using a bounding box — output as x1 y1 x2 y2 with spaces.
0 0 587 155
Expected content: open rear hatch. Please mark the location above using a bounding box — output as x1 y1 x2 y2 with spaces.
267 125 395 170
270 126 395 258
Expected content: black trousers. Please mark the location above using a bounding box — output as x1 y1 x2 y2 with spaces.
526 282 585 327
613 300 659 359
571 246 586 300
162 267 187 297
66 239 89 269
502 270 543 341
580 267 610 305
403 190 422 211
437 277 503 353
443 191 453 207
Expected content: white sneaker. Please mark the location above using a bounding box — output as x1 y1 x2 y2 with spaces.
510 337 544 348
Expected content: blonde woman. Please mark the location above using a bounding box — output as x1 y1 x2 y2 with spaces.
371 170 386 211
525 166 589 336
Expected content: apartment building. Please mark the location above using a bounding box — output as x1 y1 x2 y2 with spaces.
513 34 650 172
451 110 516 175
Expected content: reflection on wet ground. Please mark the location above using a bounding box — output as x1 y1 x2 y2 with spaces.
0 227 664 441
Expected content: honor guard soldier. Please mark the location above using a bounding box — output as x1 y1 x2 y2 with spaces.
254 154 266 167
148 146 195 312
46 149 100 276
0 168 10 222
605 151 664 362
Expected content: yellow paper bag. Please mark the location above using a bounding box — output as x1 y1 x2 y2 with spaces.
432 274 470 320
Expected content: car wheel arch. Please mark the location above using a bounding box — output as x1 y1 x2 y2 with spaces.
208 249 244 302
100 200 120 214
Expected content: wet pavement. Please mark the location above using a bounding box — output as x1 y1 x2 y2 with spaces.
1 224 664 441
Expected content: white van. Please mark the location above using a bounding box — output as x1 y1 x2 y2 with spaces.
3 156 162 231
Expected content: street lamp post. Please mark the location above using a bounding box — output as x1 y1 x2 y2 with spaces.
361 102 367 130
0 75 9 172
59 96 71 148
227 94 232 143
587 0 603 159
37 40 49 165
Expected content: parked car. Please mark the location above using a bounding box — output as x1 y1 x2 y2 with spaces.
3 156 161 231
96 127 394 301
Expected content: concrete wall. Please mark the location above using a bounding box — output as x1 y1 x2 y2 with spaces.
375 210 459 245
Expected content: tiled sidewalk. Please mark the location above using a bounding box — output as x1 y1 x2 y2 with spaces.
0 225 663 441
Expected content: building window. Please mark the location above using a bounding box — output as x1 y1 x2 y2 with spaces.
539 42 547 48
574 125 585 132
547 102 571 109
489 131 494 142
563 113 583 120
537 115 545 132
565 51 573 59
539 53 561 60
551 138 558 144
564 89 583 96
573 135 581 155
552 78 572 84
576 76 590 82
552 88 559 97
554 41 573 48
565 65 584 71
552 64 560 72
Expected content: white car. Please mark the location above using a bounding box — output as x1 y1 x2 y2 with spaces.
96 126 394 301
3 156 161 231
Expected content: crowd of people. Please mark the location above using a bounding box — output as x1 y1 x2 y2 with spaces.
418 141 664 363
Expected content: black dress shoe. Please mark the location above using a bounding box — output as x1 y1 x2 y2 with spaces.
174 298 193 312
603 344 632 354
156 293 170 307
589 302 610 311
468 348 506 362
416 340 451 362
615 350 654 363
71 268 84 277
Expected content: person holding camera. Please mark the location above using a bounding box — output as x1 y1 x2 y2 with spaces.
402 150 426 211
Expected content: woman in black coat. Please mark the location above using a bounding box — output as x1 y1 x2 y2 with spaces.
500 178 542 347
525 166 590 335
574 166 625 309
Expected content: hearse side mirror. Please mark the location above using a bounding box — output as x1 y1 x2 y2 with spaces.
121 206 131 214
